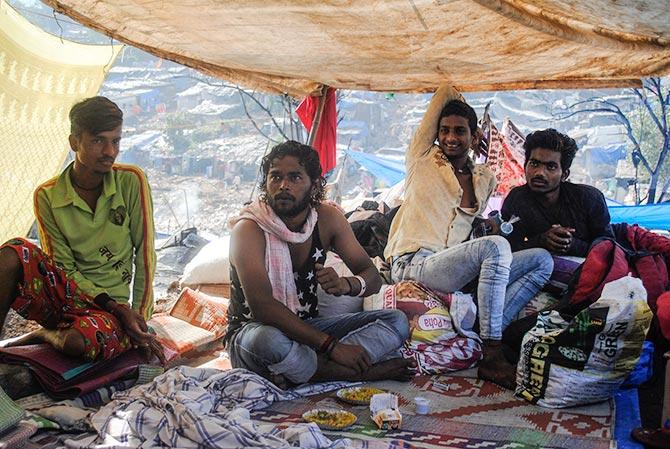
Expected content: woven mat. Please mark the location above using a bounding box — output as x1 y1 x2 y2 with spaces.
253 374 614 449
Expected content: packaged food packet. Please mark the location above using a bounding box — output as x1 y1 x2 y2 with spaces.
370 393 402 430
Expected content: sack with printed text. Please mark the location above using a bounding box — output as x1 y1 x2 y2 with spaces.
515 275 652 408
372 281 482 374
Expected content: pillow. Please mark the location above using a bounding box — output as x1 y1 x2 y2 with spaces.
148 288 229 361
169 287 229 336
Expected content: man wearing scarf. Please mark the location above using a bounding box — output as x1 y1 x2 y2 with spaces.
224 141 414 387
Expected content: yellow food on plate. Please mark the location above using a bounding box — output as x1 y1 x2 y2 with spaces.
340 387 385 402
303 409 357 428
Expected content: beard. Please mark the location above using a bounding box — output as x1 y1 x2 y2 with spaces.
267 191 312 218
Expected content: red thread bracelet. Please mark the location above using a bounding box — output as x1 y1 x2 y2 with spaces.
325 337 339 357
319 335 335 353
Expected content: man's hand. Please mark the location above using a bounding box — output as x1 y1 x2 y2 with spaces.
539 224 575 254
482 217 501 235
108 303 166 365
315 263 351 296
329 341 372 373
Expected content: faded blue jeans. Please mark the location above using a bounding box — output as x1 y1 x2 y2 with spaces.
228 309 410 384
391 236 552 340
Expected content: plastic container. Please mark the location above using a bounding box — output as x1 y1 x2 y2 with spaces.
500 221 514 236
414 396 430 415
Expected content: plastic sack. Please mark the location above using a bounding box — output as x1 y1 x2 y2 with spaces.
516 275 652 408
180 236 230 286
374 281 482 374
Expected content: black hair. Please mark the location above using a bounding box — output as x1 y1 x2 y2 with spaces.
259 140 326 206
438 100 478 134
69 96 123 137
523 128 578 171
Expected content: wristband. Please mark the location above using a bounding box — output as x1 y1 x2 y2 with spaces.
325 337 339 358
353 275 367 297
343 277 354 295
319 335 336 354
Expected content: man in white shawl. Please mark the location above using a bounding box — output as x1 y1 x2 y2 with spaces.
224 141 414 387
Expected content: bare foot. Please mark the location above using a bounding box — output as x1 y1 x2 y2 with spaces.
478 340 517 390
477 348 516 390
267 372 289 390
362 357 417 382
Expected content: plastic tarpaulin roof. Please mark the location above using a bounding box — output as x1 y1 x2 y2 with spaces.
43 1 670 97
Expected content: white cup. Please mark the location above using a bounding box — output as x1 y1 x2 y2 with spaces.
414 396 430 415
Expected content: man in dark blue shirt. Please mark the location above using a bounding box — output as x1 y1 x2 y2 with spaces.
501 129 613 257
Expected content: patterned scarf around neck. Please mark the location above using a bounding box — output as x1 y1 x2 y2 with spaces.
228 198 318 314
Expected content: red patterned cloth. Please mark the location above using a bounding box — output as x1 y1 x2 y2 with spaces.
0 422 37 449
255 373 615 447
484 118 525 196
1 238 131 361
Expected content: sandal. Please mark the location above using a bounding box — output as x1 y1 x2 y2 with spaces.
631 426 670 449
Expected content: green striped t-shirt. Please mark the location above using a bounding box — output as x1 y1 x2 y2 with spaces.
34 163 156 319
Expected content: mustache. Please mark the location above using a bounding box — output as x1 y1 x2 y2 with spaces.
99 158 115 163
531 176 547 183
274 193 295 201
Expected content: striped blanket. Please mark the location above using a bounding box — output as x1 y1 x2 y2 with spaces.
65 367 358 449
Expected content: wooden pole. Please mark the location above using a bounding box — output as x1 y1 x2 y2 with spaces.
307 85 329 146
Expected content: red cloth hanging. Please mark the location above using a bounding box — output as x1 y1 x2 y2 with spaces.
296 87 337 175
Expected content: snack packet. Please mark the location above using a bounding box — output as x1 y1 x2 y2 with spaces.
370 393 402 430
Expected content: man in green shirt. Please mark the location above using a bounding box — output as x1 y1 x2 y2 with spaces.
0 96 164 364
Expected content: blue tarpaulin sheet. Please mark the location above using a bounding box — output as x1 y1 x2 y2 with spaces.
345 150 405 186
609 202 670 230
587 144 627 165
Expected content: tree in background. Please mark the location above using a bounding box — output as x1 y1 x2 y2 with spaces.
236 88 305 143
553 77 669 204
237 87 348 145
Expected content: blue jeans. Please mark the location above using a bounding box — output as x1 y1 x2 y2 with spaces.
391 236 552 340
228 309 410 384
